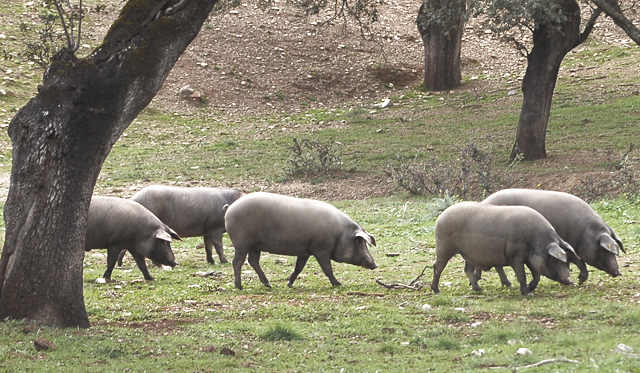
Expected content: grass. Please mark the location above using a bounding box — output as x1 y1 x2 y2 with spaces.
1 0 640 371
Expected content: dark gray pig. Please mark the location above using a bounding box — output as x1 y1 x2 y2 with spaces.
125 185 245 265
86 196 180 281
482 188 624 284
224 192 377 290
431 202 577 295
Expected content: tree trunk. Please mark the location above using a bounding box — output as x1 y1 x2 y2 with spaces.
510 0 582 160
0 0 219 328
416 0 466 91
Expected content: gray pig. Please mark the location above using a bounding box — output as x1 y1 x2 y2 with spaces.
224 192 378 289
431 202 577 295
86 196 180 281
123 185 245 265
482 188 623 284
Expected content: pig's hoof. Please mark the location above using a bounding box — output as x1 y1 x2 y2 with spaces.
264 283 272 288
287 282 294 288
219 258 229 264
472 286 483 292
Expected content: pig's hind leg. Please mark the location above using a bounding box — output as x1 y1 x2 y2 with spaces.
464 261 482 291
288 255 310 287
247 250 271 288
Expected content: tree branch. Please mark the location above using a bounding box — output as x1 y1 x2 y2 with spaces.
589 0 640 44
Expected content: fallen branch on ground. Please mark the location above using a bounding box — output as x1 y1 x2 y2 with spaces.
347 291 385 297
515 358 580 370
376 264 429 290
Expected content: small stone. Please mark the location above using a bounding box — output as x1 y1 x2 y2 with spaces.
421 304 431 310
616 343 633 354
472 349 485 356
179 86 194 97
220 347 236 356
515 347 532 356
95 278 107 284
33 338 56 351
203 345 218 353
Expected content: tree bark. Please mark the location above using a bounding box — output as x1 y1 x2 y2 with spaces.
0 0 219 328
416 0 466 91
510 0 582 160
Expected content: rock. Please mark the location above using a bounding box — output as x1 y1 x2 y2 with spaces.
33 337 56 351
515 347 532 356
179 86 194 97
220 347 236 356
616 343 633 354
203 345 218 353
386 253 400 257
472 349 485 356
373 98 393 108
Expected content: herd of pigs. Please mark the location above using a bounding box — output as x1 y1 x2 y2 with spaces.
85 186 624 294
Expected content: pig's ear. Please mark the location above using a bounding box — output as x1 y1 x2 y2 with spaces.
612 232 625 254
155 229 173 242
167 227 182 241
547 243 568 263
559 240 580 260
599 234 620 255
355 231 376 247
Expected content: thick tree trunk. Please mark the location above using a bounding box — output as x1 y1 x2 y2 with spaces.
416 0 465 91
0 0 219 328
510 0 582 160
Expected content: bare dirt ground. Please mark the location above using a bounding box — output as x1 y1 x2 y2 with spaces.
1 1 637 201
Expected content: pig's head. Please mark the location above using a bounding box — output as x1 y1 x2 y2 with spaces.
332 229 378 270
584 233 622 277
529 241 575 286
146 228 180 267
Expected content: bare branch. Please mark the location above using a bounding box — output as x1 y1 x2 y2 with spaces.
589 0 640 44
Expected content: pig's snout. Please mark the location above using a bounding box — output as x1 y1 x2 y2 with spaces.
369 263 378 270
610 269 622 277
561 277 575 286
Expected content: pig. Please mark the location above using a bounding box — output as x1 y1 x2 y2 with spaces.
224 192 378 290
482 188 624 284
86 196 180 281
120 185 245 265
431 202 577 295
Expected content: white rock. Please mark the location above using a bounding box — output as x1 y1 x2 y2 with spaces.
161 265 173 271
179 86 194 97
373 98 392 108
95 278 107 284
515 347 532 356
472 349 485 356
616 343 633 354
508 339 521 345
454 307 465 312
421 304 432 310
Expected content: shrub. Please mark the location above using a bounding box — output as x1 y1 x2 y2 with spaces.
284 137 358 178
385 141 521 200
261 322 303 341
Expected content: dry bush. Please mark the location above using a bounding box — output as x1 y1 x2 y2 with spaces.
385 142 521 201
